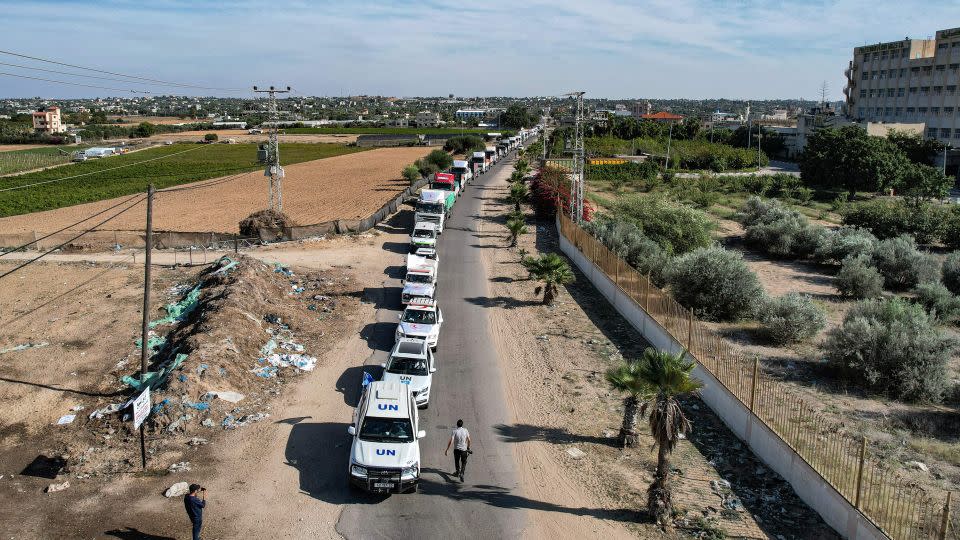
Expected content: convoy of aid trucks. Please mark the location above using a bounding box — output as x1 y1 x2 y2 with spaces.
347 127 538 494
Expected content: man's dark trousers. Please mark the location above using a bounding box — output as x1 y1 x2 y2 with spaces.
454 449 468 475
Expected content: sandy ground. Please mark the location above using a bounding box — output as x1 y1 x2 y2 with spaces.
0 144 51 153
0 147 430 235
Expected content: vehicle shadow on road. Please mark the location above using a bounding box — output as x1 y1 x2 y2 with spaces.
284 421 385 506
384 265 405 279
335 365 379 407
359 321 396 352
382 242 411 255
103 527 176 540
353 286 402 310
414 475 642 523
463 295 540 309
492 423 619 448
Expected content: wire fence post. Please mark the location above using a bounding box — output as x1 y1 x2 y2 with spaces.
138 184 154 471
940 491 952 540
686 309 694 351
234 234 239 255
855 437 867 509
749 357 759 413
643 272 651 311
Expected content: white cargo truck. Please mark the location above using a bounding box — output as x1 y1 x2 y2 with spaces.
401 254 437 304
414 189 451 233
347 381 425 493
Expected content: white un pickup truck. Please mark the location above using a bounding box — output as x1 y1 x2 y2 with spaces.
381 338 436 409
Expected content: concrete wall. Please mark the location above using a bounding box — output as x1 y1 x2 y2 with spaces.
557 228 887 540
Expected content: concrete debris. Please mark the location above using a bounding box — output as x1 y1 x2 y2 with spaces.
168 462 191 473
164 482 190 497
206 390 245 403
906 460 929 472
45 481 70 493
566 447 586 459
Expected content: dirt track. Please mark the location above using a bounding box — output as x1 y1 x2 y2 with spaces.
0 147 430 234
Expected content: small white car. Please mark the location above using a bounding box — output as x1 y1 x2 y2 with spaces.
410 221 438 252
396 298 443 349
381 338 436 408
348 381 425 493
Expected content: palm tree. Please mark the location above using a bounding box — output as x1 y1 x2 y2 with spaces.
635 348 703 525
521 253 574 305
506 216 528 247
514 158 530 177
605 362 649 448
507 182 529 211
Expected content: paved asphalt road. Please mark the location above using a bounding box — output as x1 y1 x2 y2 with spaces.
334 152 527 538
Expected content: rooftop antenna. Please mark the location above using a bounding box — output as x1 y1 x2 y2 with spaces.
819 81 830 106
253 85 291 213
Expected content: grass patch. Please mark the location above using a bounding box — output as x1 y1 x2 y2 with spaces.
0 142 367 217
0 146 90 175
908 438 960 467
285 127 509 136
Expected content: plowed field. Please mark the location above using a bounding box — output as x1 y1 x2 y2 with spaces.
0 147 430 234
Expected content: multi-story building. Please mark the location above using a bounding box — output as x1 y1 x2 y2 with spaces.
32 106 64 133
414 111 440 127
845 27 960 146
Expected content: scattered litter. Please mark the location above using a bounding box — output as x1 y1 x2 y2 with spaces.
266 353 317 371
168 462 191 473
211 256 239 276
273 264 294 277
723 496 745 512
218 367 227 376
566 447 586 459
178 374 187 382
906 460 929 472
0 342 49 355
56 415 76 425
307 304 317 311
222 412 270 429
206 391 245 403
150 285 201 328
45 481 70 494
264 314 282 325
135 333 166 351
710 479 732 493
259 339 278 356
70 405 84 412
278 341 305 353
196 363 208 376
187 437 208 447
89 403 123 420
201 419 215 428
164 482 190 497
313 295 329 301
152 399 170 414
252 366 278 378
122 353 187 391
182 400 209 411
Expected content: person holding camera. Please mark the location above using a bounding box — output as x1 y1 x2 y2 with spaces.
184 484 206 540
444 419 472 482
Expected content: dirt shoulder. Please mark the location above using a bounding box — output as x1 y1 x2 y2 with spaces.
476 171 837 539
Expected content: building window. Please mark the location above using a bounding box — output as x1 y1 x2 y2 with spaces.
932 107 940 115
945 107 955 115
871 70 878 79
900 68 907 77
903 49 910 58
873 52 880 60
919 107 929 114
951 63 960 70
928 128 938 137
923 65 933 74
911 66 921 74
936 64 946 71
869 89 876 97
878 71 885 79
862 72 869 81
910 87 918 94
953 42 960 48
858 107 864 117
887 88 896 97
920 86 930 96
942 128 951 137
860 89 867 98
934 86 943 94
949 85 958 95
938 43 949 50
885 107 893 115
895 107 903 115
907 107 916 114
897 87 905 97
881 51 889 59
954 129 960 139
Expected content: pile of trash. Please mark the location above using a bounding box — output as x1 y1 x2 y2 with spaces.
57 254 354 476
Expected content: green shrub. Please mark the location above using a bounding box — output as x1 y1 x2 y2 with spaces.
424 149 453 171
823 298 956 403
583 215 671 285
943 207 960 250
203 133 218 141
942 252 960 295
842 198 949 244
739 197 794 227
913 281 960 322
402 164 421 185
444 135 485 154
815 226 878 264
586 160 659 191
834 256 884 299
758 293 826 344
871 235 940 290
664 246 763 321
741 197 825 259
609 195 713 254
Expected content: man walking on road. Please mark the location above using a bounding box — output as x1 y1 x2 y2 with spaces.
444 419 471 482
184 484 206 540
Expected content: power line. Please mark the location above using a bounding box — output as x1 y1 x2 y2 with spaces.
0 60 177 86
0 71 152 94
0 193 143 257
0 195 146 281
0 49 244 92
0 145 210 193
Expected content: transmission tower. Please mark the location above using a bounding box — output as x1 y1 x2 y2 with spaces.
819 81 830 106
564 92 586 222
253 85 291 212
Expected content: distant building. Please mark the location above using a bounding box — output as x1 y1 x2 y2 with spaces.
455 109 486 120
32 106 64 133
640 111 684 123
414 111 441 127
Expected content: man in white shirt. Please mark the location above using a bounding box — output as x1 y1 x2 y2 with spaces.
444 419 471 482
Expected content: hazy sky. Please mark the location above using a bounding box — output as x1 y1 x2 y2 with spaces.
2 0 959 101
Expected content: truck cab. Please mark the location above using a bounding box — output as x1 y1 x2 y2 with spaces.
402 253 438 304
381 338 436 408
414 191 448 233
451 160 473 188
484 146 497 165
410 222 438 253
430 172 459 196
396 298 443 349
471 151 487 174
348 381 425 493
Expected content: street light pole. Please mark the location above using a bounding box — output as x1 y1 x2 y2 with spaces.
664 122 673 171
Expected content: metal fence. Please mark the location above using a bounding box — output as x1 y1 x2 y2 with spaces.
558 213 954 540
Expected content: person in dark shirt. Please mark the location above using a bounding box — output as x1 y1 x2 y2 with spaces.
183 484 206 540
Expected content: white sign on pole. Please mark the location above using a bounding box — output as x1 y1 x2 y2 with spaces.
132 387 151 430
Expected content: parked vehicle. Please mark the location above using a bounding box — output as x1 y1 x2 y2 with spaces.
248 128 263 134
402 253 438 303
347 381 425 493
71 152 88 162
414 189 454 233
496 140 509 158
484 146 497 165
410 222 438 253
84 147 115 159
381 338 436 408
471 151 487 174
395 298 443 349
451 160 473 187
430 172 460 196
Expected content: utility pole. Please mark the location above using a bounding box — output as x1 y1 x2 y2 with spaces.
253 85 291 213
757 121 762 169
564 92 586 222
664 122 674 171
139 183 154 470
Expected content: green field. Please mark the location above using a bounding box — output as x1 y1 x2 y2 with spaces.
284 127 511 136
0 142 367 217
0 146 87 176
